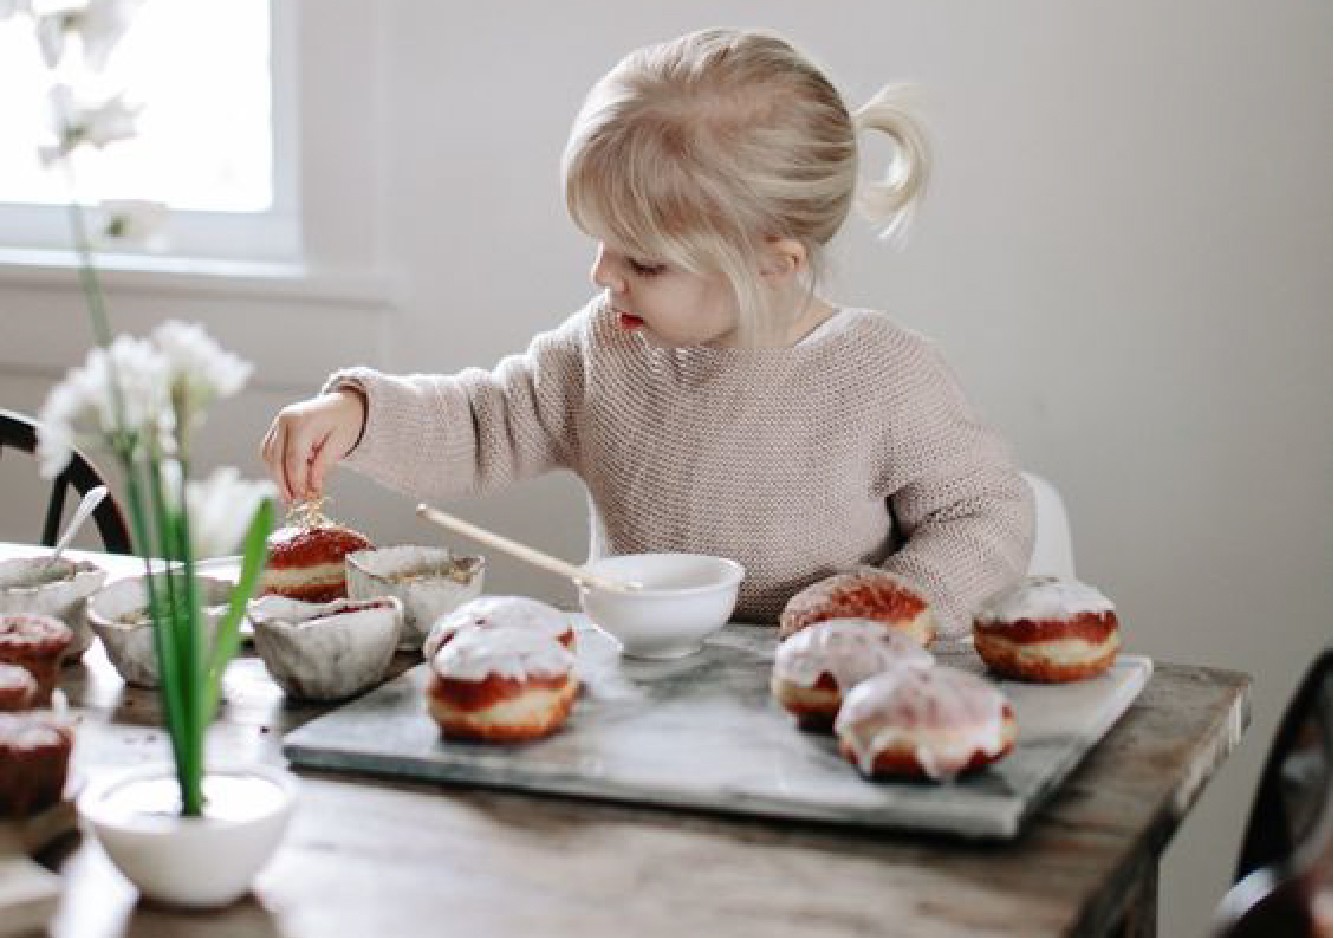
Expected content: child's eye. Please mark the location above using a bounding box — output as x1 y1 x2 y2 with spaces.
627 258 666 277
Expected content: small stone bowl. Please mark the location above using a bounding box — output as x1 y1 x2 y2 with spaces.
345 546 485 651
0 556 108 664
578 553 745 660
248 595 403 702
86 575 237 688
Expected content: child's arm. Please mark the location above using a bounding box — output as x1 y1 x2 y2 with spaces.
299 310 587 504
875 338 1035 638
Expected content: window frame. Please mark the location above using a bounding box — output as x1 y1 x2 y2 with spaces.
0 0 301 264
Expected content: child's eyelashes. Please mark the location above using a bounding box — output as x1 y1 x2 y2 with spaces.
627 258 667 277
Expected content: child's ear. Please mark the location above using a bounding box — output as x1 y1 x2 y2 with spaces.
760 238 808 279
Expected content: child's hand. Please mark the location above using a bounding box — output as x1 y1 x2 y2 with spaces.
259 389 367 503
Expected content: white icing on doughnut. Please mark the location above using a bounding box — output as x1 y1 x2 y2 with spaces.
834 665 1011 780
0 662 37 691
976 575 1114 624
0 711 72 747
772 618 934 691
423 596 572 659
430 625 573 682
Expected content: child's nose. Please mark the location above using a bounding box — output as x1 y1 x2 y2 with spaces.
590 245 625 293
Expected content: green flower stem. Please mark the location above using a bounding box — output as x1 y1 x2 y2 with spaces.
62 167 112 350
204 500 272 723
66 187 205 817
172 451 207 785
118 458 179 754
55 159 274 820
145 454 201 815
171 400 206 810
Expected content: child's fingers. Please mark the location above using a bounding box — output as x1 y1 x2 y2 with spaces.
282 428 312 506
260 421 292 503
307 436 330 499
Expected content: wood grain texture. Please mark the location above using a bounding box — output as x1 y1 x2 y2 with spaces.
5 545 1250 938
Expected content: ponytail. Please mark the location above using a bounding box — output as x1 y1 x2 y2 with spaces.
852 84 930 243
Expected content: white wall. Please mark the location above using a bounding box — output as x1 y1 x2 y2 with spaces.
0 2 1328 935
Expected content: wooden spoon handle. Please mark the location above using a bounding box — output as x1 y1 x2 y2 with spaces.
415 504 642 595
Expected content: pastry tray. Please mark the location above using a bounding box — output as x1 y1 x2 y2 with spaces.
283 621 1151 839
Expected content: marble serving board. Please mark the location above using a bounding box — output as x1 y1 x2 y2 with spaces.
283 621 1152 839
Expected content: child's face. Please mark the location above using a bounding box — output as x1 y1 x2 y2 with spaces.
590 242 741 348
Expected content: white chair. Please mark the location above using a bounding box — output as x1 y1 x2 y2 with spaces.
1021 471 1076 579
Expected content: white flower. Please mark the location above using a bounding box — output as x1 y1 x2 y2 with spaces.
99 199 168 250
74 0 144 70
85 334 173 434
185 468 274 558
42 85 140 165
151 322 252 421
35 0 143 70
0 0 32 22
35 335 172 477
36 326 253 479
35 380 82 479
70 91 138 147
35 9 73 66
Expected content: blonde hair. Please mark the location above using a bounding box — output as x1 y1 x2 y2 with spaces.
562 28 930 346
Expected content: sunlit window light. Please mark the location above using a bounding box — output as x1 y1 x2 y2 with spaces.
0 0 272 213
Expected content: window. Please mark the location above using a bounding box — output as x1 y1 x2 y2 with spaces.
0 0 297 261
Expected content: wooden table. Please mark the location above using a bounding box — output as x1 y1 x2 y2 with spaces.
5 544 1251 938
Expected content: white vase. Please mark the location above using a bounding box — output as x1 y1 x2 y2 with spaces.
77 762 297 908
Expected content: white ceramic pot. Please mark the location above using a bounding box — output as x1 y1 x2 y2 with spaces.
248 595 403 701
78 762 297 909
578 553 745 659
86 576 236 688
0 556 107 662
345 546 485 650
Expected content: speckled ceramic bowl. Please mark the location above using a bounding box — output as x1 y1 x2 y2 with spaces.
87 575 238 688
0 555 108 663
248 595 403 701
345 546 484 651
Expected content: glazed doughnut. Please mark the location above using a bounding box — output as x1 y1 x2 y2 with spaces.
0 710 74 816
834 666 1016 781
0 614 72 706
0 663 37 712
779 569 937 646
974 576 1121 683
770 618 934 731
262 522 374 604
427 626 578 743
422 596 575 660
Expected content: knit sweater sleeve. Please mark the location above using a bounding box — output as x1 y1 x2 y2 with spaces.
321 309 588 501
875 335 1035 637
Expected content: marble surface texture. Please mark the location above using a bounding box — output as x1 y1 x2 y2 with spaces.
283 620 1152 839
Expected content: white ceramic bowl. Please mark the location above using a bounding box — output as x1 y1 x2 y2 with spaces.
578 553 745 659
345 546 485 650
78 761 297 909
86 575 236 688
0 556 107 663
248 595 403 701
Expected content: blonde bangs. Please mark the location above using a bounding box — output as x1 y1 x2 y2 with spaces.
564 110 749 277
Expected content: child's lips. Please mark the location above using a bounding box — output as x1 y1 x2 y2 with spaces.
618 311 645 330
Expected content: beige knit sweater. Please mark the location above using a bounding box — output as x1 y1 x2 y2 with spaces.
328 301 1034 636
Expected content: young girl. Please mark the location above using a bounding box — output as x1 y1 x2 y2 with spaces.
260 28 1033 636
